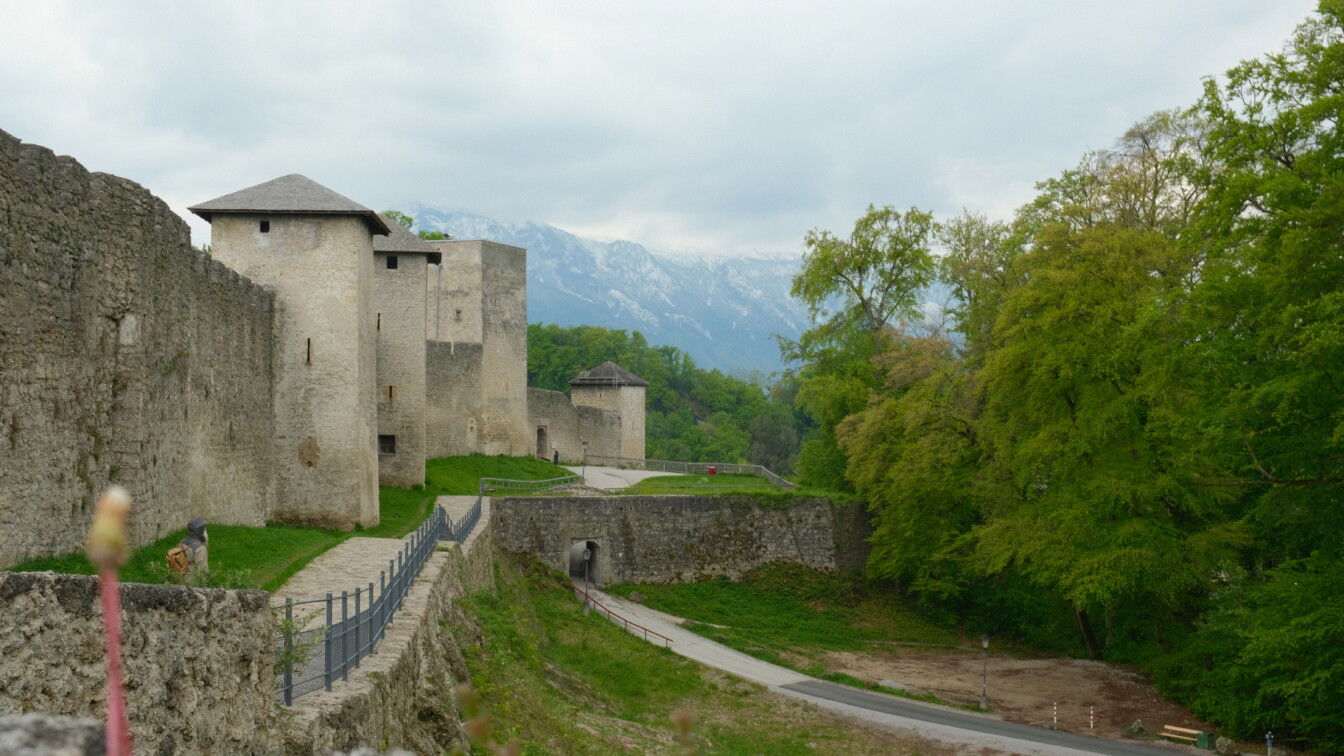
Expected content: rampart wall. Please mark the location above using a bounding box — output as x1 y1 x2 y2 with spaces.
492 495 872 585
0 130 276 566
525 387 624 462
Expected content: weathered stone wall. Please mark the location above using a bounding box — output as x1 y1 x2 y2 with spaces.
426 341 483 457
425 240 529 458
375 252 428 487
570 384 646 461
493 495 872 585
526 387 629 463
0 130 276 566
209 213 379 530
0 571 280 753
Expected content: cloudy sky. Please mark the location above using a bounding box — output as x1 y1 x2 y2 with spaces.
0 1 1317 256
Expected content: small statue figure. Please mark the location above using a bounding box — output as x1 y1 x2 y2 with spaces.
166 517 209 580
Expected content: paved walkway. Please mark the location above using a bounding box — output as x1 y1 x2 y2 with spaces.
582 585 1180 756
563 465 669 490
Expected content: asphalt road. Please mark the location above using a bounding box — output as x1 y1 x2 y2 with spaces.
583 585 1183 755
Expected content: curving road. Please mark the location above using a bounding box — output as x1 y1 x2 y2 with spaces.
580 584 1183 756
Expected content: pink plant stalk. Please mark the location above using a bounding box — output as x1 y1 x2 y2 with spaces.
86 486 134 755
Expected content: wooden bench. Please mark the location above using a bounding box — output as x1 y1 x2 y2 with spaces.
1160 725 1213 749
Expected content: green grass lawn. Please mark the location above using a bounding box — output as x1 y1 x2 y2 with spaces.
459 553 929 754
6 455 572 592
426 453 572 494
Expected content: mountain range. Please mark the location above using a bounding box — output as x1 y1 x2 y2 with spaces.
410 207 810 374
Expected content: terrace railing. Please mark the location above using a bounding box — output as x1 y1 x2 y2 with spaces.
275 499 483 705
477 474 580 505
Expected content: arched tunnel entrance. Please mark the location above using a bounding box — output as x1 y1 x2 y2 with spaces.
536 426 548 459
568 539 599 585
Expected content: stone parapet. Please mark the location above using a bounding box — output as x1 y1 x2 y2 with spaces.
492 495 871 585
0 571 279 753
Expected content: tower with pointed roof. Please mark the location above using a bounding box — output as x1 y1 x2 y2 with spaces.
189 175 387 530
372 216 440 487
569 361 647 461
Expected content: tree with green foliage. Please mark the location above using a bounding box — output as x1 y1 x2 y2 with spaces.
382 208 450 240
782 5 1344 748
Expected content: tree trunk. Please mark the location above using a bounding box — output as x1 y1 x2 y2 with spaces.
1075 608 1102 659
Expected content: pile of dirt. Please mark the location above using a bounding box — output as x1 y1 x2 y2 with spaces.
822 647 1213 742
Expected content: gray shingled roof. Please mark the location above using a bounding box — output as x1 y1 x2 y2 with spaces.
188 174 390 235
373 215 440 255
569 361 649 387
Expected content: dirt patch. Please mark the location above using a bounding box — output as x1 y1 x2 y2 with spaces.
821 647 1210 742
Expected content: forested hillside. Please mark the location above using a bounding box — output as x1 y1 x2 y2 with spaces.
782 6 1343 751
527 324 804 470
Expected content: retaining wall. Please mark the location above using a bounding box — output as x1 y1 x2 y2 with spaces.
492 495 871 584
0 130 276 566
0 571 280 753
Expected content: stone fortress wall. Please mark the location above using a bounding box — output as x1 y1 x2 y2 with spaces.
0 129 277 567
0 130 647 565
525 387 624 463
374 239 432 488
493 495 873 585
425 240 531 458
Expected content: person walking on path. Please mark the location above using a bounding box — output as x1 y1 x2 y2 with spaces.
553 449 560 465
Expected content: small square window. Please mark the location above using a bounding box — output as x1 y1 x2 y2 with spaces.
378 434 396 454
454 309 462 321
386 255 398 270
260 220 270 233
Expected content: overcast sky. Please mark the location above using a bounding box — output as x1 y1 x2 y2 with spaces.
0 1 1317 256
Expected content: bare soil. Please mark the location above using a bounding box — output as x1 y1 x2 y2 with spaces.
820 646 1211 742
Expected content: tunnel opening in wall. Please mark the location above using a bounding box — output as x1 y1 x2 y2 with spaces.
568 539 599 585
536 426 548 459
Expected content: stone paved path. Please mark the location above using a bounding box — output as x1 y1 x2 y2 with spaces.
273 537 410 606
562 465 668 490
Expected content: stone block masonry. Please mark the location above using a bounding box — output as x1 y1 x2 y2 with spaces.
492 495 872 585
0 572 280 753
0 129 276 566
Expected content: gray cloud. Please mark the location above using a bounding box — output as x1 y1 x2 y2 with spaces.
0 0 1317 254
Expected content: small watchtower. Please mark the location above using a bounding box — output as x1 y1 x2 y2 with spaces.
569 361 647 461
189 175 389 530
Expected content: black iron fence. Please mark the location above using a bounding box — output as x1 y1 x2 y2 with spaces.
275 498 482 704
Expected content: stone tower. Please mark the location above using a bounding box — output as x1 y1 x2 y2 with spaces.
189 175 388 529
424 239 529 456
372 217 440 487
569 362 647 461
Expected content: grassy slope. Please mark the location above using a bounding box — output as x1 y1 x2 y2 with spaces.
606 564 965 701
461 553 944 755
7 455 570 591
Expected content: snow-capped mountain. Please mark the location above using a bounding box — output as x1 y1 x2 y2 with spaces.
411 207 809 373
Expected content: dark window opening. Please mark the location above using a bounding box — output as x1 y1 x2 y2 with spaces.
305 338 312 365
376 313 381 331
386 255 398 269
260 220 270 233
454 309 462 321
378 434 396 454
387 385 395 401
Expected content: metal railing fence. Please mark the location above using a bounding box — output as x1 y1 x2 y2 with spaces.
579 455 796 489
572 583 673 647
275 500 481 705
477 474 580 505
